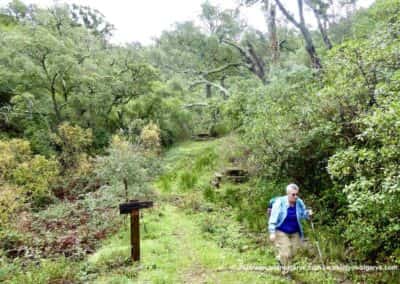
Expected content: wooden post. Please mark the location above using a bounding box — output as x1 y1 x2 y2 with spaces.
131 208 140 261
119 200 153 262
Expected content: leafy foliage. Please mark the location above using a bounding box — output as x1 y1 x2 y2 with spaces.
0 184 23 227
95 135 158 201
140 122 161 154
328 100 400 262
0 139 59 209
52 122 93 171
11 154 59 207
0 138 31 180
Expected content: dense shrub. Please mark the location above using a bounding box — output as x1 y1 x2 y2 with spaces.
0 184 24 227
0 138 59 209
0 138 31 180
123 91 192 147
11 154 59 207
140 121 161 154
328 100 400 263
52 122 93 171
24 127 55 157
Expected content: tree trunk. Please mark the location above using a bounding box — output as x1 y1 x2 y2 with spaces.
206 83 212 98
267 2 279 64
220 75 228 100
275 0 322 69
222 40 267 84
50 83 62 123
300 26 322 69
305 0 333 50
246 41 266 83
316 15 333 49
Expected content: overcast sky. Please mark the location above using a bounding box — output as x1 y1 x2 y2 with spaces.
3 0 375 45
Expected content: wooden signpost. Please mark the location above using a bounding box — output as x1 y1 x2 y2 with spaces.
119 200 153 261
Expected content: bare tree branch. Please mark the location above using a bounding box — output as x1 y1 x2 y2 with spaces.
298 0 305 26
190 79 230 97
222 39 267 83
183 103 209 108
200 62 241 77
275 0 301 29
304 0 333 49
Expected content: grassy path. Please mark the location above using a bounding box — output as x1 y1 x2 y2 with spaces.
88 138 335 283
89 204 288 284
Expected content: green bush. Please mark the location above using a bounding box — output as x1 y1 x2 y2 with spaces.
52 122 93 171
209 122 230 137
328 100 400 262
11 154 59 207
92 127 111 152
0 184 24 227
0 138 59 210
0 138 31 180
123 91 192 147
24 126 55 157
140 121 162 154
95 135 158 200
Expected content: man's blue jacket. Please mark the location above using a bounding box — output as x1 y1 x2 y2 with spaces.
268 196 310 240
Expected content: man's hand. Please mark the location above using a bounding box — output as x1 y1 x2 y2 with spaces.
307 208 313 218
269 233 276 242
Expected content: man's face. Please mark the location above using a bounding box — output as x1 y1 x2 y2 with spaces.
287 188 299 204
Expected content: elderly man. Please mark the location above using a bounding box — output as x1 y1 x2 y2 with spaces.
268 183 312 276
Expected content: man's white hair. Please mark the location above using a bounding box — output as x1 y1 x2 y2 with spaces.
286 183 299 194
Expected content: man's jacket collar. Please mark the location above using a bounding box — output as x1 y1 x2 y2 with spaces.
283 196 297 208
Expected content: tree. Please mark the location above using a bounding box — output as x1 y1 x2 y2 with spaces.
95 135 157 201
222 37 267 83
274 0 322 69
305 0 333 49
266 1 280 63
3 0 31 21
3 26 79 124
200 1 244 41
0 3 160 152
70 4 114 40
151 21 242 98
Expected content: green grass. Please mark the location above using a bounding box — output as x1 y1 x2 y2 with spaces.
88 204 289 284
3 257 81 284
